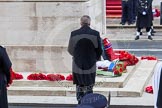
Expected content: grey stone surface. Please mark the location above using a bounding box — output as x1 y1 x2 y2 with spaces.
0 0 106 45
6 46 72 73
118 60 157 97
8 74 155 107
8 92 154 106
153 0 161 7
105 28 162 41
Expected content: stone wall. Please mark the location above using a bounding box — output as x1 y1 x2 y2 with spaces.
0 0 106 46
7 46 72 73
1 0 106 72
153 0 161 8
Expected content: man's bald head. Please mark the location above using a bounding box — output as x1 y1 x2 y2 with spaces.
80 15 91 26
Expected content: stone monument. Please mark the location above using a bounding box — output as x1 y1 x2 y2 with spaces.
0 0 106 72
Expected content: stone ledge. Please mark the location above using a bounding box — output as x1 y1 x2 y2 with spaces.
106 25 162 29
11 63 139 88
8 95 154 107
8 60 157 97
7 87 125 97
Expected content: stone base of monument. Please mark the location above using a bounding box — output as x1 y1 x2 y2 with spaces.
8 60 157 100
7 60 157 107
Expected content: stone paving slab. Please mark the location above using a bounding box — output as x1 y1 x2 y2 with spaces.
8 92 154 107
118 60 157 97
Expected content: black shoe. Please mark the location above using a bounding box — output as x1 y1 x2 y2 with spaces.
120 22 125 25
135 36 139 40
148 36 153 40
128 21 135 25
128 23 131 25
131 22 135 25
140 32 143 35
132 20 136 24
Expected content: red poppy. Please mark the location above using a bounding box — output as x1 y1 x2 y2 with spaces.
46 74 65 81
10 68 23 80
13 72 23 80
145 86 153 94
113 65 123 76
141 56 157 60
153 8 160 17
27 73 47 80
56 74 65 80
66 74 73 81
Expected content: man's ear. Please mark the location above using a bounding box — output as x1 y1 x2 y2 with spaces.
80 22 83 26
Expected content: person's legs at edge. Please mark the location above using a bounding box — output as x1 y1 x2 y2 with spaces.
76 85 85 104
146 27 153 40
84 84 94 95
128 0 133 25
151 22 155 36
132 0 137 23
121 1 127 25
135 27 141 40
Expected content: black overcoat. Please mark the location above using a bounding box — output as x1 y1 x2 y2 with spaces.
0 46 12 108
68 25 102 86
136 0 153 28
157 68 162 108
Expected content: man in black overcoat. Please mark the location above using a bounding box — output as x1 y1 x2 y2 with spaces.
68 15 102 104
135 0 153 40
157 68 162 108
0 46 12 108
153 62 162 108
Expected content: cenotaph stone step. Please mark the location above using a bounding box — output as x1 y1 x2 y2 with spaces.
11 62 139 88
8 59 157 97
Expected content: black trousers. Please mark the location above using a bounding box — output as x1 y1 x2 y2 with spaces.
132 0 137 21
76 84 94 104
137 27 151 32
0 78 8 108
157 68 162 108
121 1 133 23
